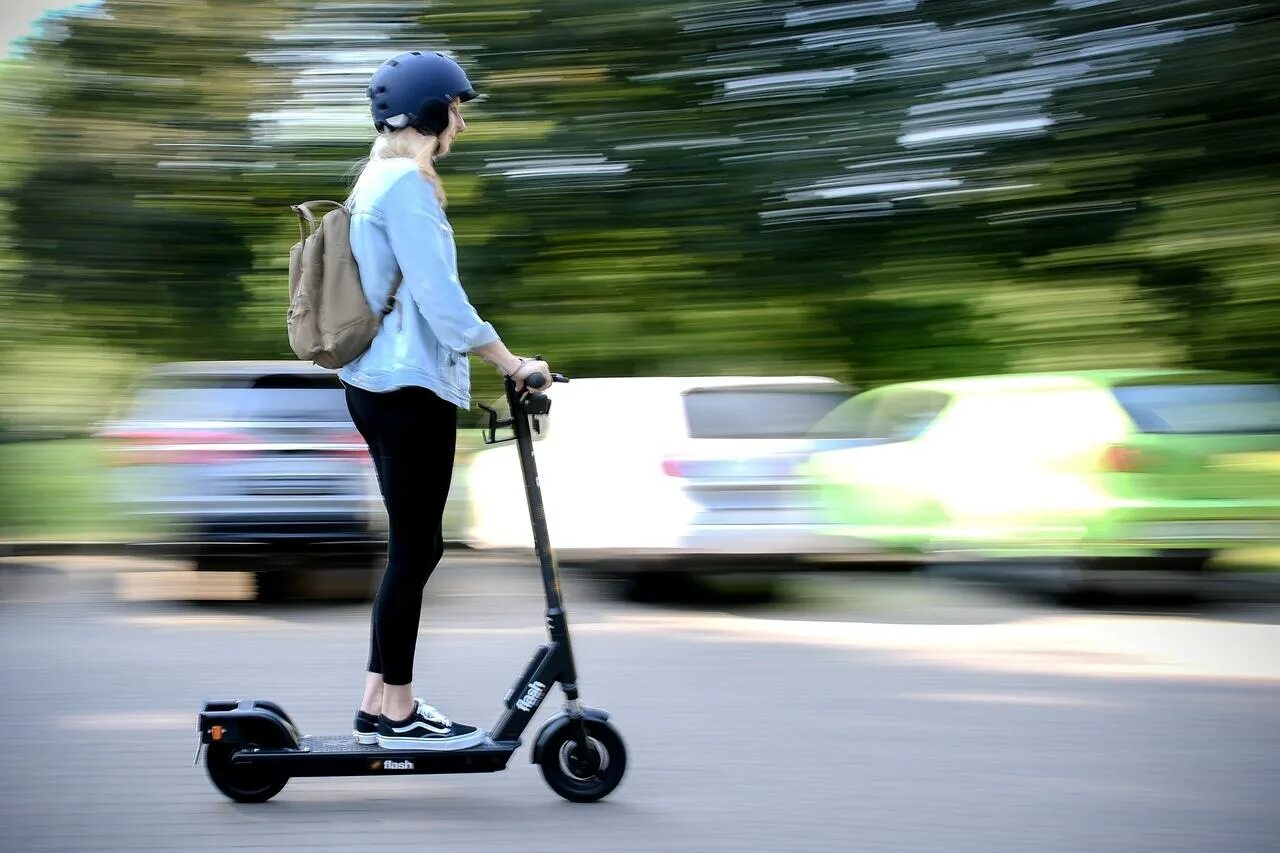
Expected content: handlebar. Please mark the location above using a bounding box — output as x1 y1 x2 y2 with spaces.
524 372 569 390
486 363 566 443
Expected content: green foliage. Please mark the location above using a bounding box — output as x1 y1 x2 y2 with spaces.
0 440 131 541
0 0 1275 433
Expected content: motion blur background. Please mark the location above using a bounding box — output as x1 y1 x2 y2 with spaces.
2 5 1280 851
0 0 1276 564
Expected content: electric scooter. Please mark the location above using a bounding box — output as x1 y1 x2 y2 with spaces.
195 370 627 803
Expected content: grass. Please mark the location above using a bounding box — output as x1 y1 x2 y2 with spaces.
0 439 136 542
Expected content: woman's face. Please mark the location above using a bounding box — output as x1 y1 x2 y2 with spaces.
436 99 466 157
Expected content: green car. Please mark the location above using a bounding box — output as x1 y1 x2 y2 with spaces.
804 369 1280 569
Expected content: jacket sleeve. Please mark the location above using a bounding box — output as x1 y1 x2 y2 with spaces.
382 170 499 354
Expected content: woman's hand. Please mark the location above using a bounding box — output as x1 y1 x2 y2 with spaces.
470 340 551 392
509 358 551 393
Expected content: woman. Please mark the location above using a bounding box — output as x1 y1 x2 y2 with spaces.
341 50 550 751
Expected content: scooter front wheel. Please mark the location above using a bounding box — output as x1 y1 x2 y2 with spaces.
206 744 289 803
538 719 627 803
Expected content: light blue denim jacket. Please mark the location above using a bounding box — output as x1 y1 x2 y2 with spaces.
338 158 499 409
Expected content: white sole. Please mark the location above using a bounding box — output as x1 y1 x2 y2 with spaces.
353 730 378 745
376 729 488 751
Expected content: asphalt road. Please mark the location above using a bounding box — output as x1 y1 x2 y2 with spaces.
1 557 1278 853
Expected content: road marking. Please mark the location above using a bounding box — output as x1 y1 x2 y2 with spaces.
899 691 1120 708
57 711 191 731
601 612 1280 681
104 613 303 630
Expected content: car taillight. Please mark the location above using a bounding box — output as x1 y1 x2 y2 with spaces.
328 431 371 461
1100 444 1162 473
662 457 687 478
99 429 259 466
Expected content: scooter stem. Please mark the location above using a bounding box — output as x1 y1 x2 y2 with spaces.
504 376 565 614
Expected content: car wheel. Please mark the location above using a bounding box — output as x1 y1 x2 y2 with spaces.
258 556 383 603
253 568 300 603
625 569 782 605
1058 555 1211 606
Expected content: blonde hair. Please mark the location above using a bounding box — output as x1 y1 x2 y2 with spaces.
359 127 447 207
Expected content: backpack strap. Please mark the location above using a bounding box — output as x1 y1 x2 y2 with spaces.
290 200 346 242
291 197 403 316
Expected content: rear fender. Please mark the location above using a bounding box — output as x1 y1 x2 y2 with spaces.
198 699 300 749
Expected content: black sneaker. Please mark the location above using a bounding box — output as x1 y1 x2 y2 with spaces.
377 698 486 751
353 710 378 745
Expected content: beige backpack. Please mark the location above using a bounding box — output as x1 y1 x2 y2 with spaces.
287 200 401 369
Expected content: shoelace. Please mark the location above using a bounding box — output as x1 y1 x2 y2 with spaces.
414 698 451 727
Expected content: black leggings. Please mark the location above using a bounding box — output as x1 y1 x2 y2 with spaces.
344 382 458 686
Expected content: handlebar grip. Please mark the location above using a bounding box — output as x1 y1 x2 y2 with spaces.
515 369 568 391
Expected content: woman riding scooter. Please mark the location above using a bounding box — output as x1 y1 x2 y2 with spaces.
340 50 550 750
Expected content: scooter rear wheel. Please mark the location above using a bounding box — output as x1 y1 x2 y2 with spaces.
538 719 626 803
206 744 289 803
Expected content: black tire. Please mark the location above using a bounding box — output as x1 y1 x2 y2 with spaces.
258 559 382 603
205 744 288 803
1056 555 1212 606
254 569 299 603
626 570 783 606
538 719 627 803
624 570 698 603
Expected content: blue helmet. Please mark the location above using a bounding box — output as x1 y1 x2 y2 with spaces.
368 51 478 135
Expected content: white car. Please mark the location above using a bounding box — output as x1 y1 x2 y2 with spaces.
463 376 855 569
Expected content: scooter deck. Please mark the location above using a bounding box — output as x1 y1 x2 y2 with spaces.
232 734 521 777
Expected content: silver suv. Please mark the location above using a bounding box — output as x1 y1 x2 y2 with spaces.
100 362 385 587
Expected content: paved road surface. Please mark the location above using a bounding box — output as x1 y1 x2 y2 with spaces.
1 558 1278 852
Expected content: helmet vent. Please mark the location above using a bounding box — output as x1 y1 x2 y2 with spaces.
374 85 387 94
411 51 422 56
386 59 399 67
377 102 388 110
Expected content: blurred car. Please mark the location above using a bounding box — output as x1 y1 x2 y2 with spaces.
463 376 856 570
804 369 1280 572
98 361 385 582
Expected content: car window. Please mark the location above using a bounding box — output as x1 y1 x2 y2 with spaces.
866 390 951 441
244 374 348 421
127 387 250 421
1112 382 1280 435
238 389 350 422
125 372 348 422
809 389 949 441
682 386 853 439
810 392 880 439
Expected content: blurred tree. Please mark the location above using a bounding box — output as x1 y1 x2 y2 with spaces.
0 0 1274 418
0 0 293 357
